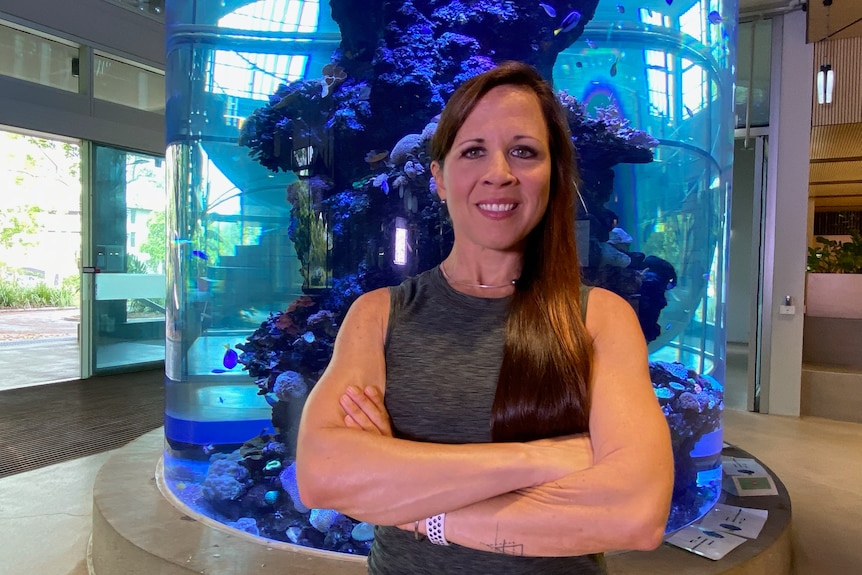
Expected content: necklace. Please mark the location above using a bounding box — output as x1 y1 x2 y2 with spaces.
439 263 518 289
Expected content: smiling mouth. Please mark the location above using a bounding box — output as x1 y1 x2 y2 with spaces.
477 203 516 212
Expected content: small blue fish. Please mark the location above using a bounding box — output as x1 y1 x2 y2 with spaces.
301 331 316 343
684 105 695 117
616 4 625 14
554 10 582 35
191 250 207 260
719 523 742 531
708 11 722 25
381 179 389 194
586 39 597 49
264 394 278 407
539 2 556 18
222 344 238 369
575 61 583 68
218 396 224 403
211 368 227 374
666 0 673 5
203 443 216 455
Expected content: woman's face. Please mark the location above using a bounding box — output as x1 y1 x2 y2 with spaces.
431 85 551 255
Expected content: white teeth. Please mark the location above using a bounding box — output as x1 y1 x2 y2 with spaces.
478 203 515 212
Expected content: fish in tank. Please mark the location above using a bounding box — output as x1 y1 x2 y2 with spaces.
163 0 734 553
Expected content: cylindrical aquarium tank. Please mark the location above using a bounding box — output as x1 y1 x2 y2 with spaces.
162 0 734 554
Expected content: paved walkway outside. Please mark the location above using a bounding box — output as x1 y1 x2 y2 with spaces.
0 308 80 391
0 307 79 341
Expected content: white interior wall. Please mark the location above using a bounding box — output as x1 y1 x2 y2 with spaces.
760 10 812 416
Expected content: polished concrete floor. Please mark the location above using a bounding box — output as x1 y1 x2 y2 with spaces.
0 411 860 574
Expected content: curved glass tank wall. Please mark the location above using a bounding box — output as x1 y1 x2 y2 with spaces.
163 0 735 553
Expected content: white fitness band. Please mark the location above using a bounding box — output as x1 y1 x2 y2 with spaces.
426 513 449 546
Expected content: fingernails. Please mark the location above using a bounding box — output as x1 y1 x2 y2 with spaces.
346 385 359 395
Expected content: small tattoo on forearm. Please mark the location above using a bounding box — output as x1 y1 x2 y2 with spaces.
483 524 524 556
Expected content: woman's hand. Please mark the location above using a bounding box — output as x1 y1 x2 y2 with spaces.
340 385 393 437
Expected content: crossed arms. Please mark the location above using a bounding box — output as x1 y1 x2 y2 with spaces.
295 287 673 557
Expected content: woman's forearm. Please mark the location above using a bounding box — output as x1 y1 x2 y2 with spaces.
443 452 672 557
296 427 592 526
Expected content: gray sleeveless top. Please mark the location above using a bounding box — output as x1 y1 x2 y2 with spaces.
366 266 605 574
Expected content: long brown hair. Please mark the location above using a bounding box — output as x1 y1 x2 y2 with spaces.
430 61 593 442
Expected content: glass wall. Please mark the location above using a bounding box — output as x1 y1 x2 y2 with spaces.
0 12 167 381
0 20 79 93
93 53 166 113
735 19 772 129
163 0 735 552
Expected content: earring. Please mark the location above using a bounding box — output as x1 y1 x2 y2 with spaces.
440 199 446 205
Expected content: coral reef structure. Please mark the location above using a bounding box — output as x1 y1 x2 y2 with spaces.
198 0 715 551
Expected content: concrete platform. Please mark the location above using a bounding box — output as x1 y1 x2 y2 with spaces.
90 431 791 575
802 362 862 424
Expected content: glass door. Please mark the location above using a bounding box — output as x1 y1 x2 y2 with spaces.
0 128 82 390
727 134 768 411
749 135 768 412
82 143 166 375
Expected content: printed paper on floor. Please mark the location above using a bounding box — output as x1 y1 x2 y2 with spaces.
698 503 768 539
721 456 767 477
723 474 779 497
666 525 747 560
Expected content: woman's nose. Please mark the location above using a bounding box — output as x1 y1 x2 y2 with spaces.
483 151 516 186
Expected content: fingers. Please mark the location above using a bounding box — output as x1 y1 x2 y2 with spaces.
339 385 393 436
344 414 361 429
359 386 393 436
339 389 381 434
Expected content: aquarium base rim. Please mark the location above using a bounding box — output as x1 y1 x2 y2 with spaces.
90 430 791 575
155 456 367 562
91 430 367 575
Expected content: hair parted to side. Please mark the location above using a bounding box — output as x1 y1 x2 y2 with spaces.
430 61 593 442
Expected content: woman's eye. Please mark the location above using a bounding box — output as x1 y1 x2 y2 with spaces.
461 147 484 159
511 147 536 158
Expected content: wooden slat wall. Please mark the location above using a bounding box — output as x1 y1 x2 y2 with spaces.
812 38 862 126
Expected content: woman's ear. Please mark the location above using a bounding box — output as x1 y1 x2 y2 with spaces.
430 160 446 202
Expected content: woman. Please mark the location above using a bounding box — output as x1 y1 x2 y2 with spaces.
296 61 673 574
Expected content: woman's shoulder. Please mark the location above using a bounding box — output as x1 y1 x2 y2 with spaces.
343 287 391 331
351 287 391 313
348 268 437 328
582 286 640 337
583 285 627 309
